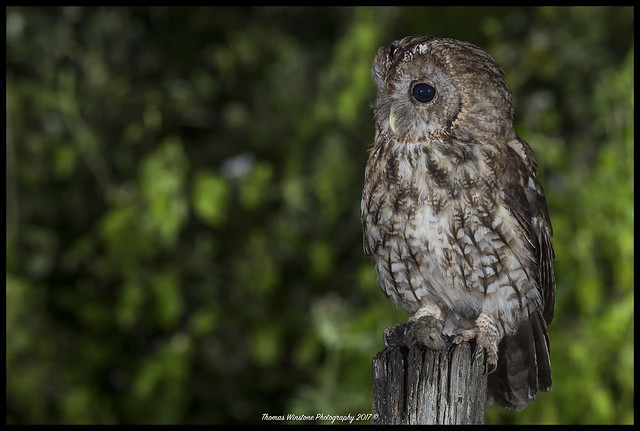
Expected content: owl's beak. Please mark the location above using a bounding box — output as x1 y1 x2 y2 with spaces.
389 103 399 133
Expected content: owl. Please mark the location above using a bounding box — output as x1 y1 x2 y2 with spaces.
361 36 556 411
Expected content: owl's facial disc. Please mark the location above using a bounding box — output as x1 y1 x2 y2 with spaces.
389 80 438 134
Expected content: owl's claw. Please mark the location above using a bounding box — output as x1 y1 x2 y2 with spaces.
453 314 500 374
472 344 497 374
473 344 484 361
485 360 498 375
383 323 407 347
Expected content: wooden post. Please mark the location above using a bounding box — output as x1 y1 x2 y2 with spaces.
372 341 487 424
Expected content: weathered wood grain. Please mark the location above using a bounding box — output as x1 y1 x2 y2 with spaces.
372 342 487 424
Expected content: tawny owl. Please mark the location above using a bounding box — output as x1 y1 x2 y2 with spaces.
361 36 556 411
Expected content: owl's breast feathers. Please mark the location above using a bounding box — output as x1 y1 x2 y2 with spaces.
361 135 554 332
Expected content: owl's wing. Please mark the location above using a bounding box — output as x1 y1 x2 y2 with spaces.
504 138 556 325
361 144 386 258
490 138 555 409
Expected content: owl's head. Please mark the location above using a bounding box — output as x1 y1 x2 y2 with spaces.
372 36 516 144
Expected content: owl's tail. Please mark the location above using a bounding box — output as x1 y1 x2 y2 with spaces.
487 310 552 411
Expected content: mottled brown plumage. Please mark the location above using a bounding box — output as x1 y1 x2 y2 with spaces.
361 36 556 410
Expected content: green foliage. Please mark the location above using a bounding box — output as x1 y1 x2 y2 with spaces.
193 169 228 227
6 6 633 425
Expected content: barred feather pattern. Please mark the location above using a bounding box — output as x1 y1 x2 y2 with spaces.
362 36 556 410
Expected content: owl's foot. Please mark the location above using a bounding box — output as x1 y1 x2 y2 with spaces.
453 313 500 374
383 323 408 348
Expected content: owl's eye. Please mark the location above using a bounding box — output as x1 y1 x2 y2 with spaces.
411 82 436 103
390 46 399 61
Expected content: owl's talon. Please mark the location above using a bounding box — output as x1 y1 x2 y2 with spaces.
454 315 500 373
472 346 497 374
383 323 408 347
486 360 498 375
473 344 484 361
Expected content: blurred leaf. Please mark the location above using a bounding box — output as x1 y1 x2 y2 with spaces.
139 136 189 246
192 169 229 228
239 161 273 210
151 270 184 329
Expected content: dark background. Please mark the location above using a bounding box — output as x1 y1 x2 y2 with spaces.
6 6 634 424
